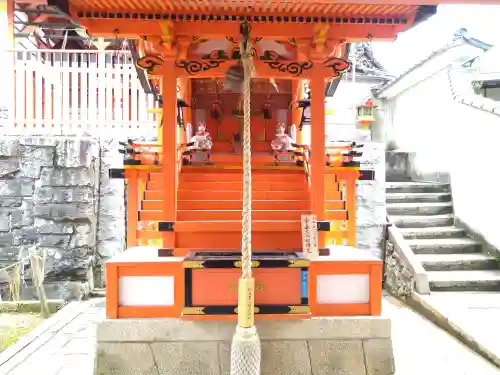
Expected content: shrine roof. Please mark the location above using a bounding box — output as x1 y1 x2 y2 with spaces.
70 0 421 17
68 1 440 34
374 28 492 97
349 42 394 79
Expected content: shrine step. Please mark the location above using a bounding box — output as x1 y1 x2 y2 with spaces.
386 182 450 194
139 209 347 221
389 214 454 228
140 210 312 221
209 153 276 165
386 192 452 204
176 200 309 211
398 226 466 239
211 141 273 153
407 238 482 255
175 210 348 221
177 210 303 221
177 171 306 183
141 200 316 211
176 231 302 251
174 220 303 250
427 270 500 291
144 190 336 201
176 181 314 191
135 228 303 250
386 202 453 215
174 200 345 211
416 253 499 271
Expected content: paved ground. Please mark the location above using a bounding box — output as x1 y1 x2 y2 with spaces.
421 291 500 363
386 295 500 375
0 299 104 375
0 296 498 375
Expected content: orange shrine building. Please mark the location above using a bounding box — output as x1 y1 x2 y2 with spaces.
2 0 492 374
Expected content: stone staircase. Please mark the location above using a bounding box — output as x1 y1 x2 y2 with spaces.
386 181 500 292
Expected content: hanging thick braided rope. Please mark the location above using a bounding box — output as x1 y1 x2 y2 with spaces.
229 21 261 375
239 26 253 283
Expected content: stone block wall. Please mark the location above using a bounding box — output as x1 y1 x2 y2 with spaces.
326 126 387 258
0 136 125 300
97 139 125 281
383 241 414 298
356 142 387 258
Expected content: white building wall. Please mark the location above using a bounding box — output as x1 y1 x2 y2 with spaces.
385 66 500 253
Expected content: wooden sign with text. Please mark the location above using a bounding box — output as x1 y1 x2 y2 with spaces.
301 214 319 259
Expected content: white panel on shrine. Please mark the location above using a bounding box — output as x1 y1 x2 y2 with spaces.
119 276 175 306
316 274 370 304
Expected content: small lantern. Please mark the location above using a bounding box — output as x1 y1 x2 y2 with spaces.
177 99 190 128
297 99 310 130
156 96 190 128
262 100 274 120
356 98 376 129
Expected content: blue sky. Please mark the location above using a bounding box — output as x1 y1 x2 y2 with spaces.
372 4 500 74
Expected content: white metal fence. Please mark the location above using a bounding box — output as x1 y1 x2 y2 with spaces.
1 49 159 136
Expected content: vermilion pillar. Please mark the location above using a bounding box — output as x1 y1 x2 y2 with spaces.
309 65 326 247
162 58 178 249
1 0 14 47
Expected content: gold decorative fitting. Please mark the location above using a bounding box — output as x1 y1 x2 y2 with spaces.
158 20 175 50
289 306 311 314
182 307 206 315
229 282 237 292
230 280 264 292
288 259 311 268
256 281 264 293
235 306 260 314
183 260 205 268
313 23 329 53
234 260 260 268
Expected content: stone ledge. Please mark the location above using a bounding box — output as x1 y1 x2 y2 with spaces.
97 339 394 375
97 316 391 342
96 328 393 375
387 226 430 295
95 317 394 374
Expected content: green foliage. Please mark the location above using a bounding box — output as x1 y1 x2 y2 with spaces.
471 80 484 90
0 313 44 352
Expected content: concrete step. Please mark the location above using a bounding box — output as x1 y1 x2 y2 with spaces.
407 238 482 254
428 270 500 291
398 226 466 239
386 202 453 216
386 182 450 194
386 192 452 204
390 214 454 228
417 253 499 271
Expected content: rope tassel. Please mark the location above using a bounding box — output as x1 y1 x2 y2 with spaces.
230 21 261 375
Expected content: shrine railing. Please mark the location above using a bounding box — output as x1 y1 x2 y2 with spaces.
1 49 159 136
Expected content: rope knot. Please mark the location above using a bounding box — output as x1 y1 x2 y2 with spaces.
240 21 253 59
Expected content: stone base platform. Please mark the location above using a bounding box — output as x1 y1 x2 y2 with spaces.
95 316 394 375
